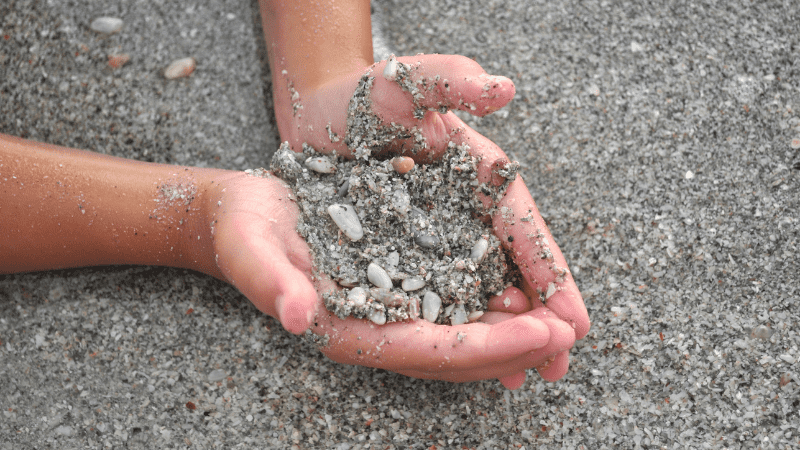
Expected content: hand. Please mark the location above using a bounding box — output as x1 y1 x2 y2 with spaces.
275 54 590 386
203 169 576 386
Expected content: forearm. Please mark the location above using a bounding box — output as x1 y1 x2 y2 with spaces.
258 0 374 145
0 133 227 277
259 0 373 91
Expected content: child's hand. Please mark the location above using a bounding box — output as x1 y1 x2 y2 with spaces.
203 171 574 388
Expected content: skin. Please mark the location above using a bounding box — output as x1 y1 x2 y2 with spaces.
0 0 590 389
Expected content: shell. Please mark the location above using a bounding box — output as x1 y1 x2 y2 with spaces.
346 287 367 307
327 204 364 241
164 57 196 79
367 262 393 289
382 54 398 80
305 156 336 174
90 17 123 34
470 238 489 263
450 304 468 325
545 282 557 300
401 277 425 292
368 309 387 325
421 291 441 322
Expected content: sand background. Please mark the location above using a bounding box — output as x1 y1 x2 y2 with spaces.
1 0 798 448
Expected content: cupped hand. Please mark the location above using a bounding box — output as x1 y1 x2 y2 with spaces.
276 54 590 386
203 170 575 386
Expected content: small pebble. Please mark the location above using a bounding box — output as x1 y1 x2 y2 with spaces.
391 156 415 174
347 287 367 307
751 325 773 341
107 53 130 69
164 57 196 79
401 277 425 292
305 156 336 173
327 204 364 241
415 233 440 248
367 262 393 289
368 309 387 325
422 291 441 322
450 304 468 325
208 369 226 382
90 17 123 34
470 238 489 263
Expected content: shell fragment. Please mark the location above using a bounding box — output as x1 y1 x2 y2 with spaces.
90 17 123 34
305 156 336 174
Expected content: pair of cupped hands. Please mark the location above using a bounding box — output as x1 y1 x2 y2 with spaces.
205 54 590 389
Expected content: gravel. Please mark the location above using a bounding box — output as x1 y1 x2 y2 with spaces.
1 0 799 448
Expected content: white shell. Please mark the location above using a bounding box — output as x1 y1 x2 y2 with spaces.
382 54 398 80
467 310 484 322
450 304 468 326
90 17 123 34
367 262 393 289
327 204 364 241
347 287 367 307
545 282 557 300
368 308 387 325
421 291 441 322
164 57 196 79
470 238 489 263
305 156 336 174
401 277 425 292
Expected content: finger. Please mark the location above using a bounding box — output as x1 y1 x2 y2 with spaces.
315 314 550 372
448 125 591 340
536 350 571 382
485 286 531 314
373 54 516 118
218 215 318 335
498 371 527 390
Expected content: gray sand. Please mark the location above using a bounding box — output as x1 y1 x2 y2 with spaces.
1 0 798 448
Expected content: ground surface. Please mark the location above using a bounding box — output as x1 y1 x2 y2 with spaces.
1 0 799 449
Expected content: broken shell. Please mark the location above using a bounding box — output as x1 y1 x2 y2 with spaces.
347 287 367 307
450 304 468 325
382 54 398 80
107 53 130 69
337 180 350 197
421 291 441 322
470 238 489 263
90 17 123 34
368 309 387 325
327 204 364 241
391 156 415 174
467 310 484 322
367 262 393 289
164 57 196 79
401 277 425 292
371 288 405 307
386 251 400 269
408 297 420 320
545 282 557 300
305 156 336 174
